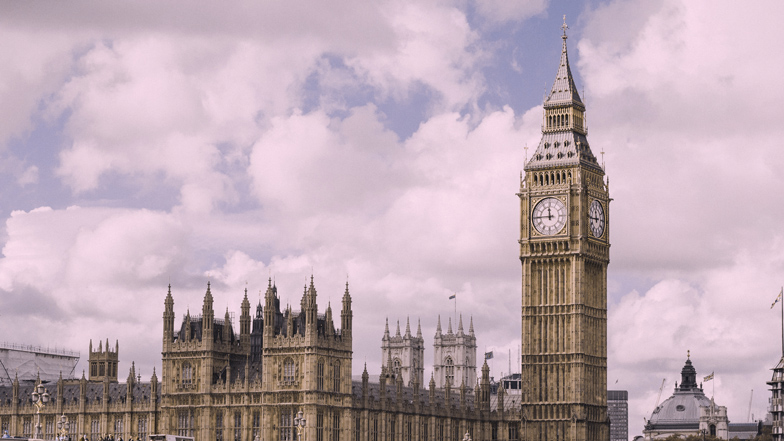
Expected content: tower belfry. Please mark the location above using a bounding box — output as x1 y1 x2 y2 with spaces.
518 17 610 441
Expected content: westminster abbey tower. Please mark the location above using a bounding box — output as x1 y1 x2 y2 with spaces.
518 19 610 441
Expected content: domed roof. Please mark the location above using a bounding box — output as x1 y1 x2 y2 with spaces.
647 356 712 427
649 390 711 425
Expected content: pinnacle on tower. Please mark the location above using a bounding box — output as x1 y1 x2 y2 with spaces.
395 320 401 337
435 315 442 337
469 316 474 336
404 317 411 338
384 318 390 339
417 318 423 339
457 314 464 335
447 317 453 334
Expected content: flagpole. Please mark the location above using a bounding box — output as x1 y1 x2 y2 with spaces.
780 286 783 357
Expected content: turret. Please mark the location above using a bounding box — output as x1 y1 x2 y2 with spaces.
240 288 251 344
223 308 233 343
202 282 215 346
263 279 277 337
163 285 175 348
325 303 334 337
341 282 353 338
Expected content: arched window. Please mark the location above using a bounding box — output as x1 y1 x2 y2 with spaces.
333 361 341 392
393 358 401 376
284 358 296 384
445 357 454 386
182 362 192 386
710 425 716 436
317 358 325 390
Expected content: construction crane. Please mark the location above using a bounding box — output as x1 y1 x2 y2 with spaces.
747 389 753 422
654 378 667 409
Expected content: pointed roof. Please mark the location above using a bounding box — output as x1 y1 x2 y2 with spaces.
545 17 584 109
404 317 411 338
525 16 601 173
417 318 423 339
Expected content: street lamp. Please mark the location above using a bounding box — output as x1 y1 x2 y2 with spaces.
462 432 471 441
294 410 306 441
57 414 71 441
31 381 50 439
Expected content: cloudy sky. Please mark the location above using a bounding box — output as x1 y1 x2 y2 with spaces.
1 0 783 437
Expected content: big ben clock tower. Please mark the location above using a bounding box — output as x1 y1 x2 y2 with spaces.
518 18 610 441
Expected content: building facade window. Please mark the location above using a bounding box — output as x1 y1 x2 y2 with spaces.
22 418 32 438
234 412 242 441
90 418 100 441
284 358 296 384
316 411 324 441
445 357 454 386
389 414 396 441
114 417 123 438
317 359 325 390
137 416 148 440
508 422 519 441
45 416 54 439
177 410 193 437
182 362 193 387
216 409 224 441
354 415 361 441
331 411 340 441
280 408 293 441
332 361 341 393
253 411 261 441
370 414 378 441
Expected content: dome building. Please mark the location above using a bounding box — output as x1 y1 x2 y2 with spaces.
643 354 728 440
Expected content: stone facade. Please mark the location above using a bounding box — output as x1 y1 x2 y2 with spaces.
432 316 476 390
518 19 610 441
0 278 520 441
381 318 424 388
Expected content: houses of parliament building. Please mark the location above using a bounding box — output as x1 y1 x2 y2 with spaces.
0 22 609 441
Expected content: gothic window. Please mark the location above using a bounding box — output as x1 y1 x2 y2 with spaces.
393 358 401 376
280 408 293 441
331 411 340 441
234 412 242 441
182 362 193 386
710 425 716 436
317 359 325 390
22 418 32 438
216 410 224 441
42 417 54 439
333 361 341 393
138 416 148 440
316 411 324 441
390 415 396 441
284 358 296 384
370 414 378 441
354 415 361 441
404 416 412 441
177 410 193 437
114 417 123 438
91 418 100 440
253 411 261 441
508 423 519 441
491 423 498 440
445 357 454 386
421 420 428 441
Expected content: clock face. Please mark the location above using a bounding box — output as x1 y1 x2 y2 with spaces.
532 197 567 235
589 200 605 238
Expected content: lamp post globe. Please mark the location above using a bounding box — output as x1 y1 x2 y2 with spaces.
294 410 306 441
31 381 50 439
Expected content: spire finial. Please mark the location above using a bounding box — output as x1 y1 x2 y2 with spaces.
561 15 568 38
687 349 690 360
